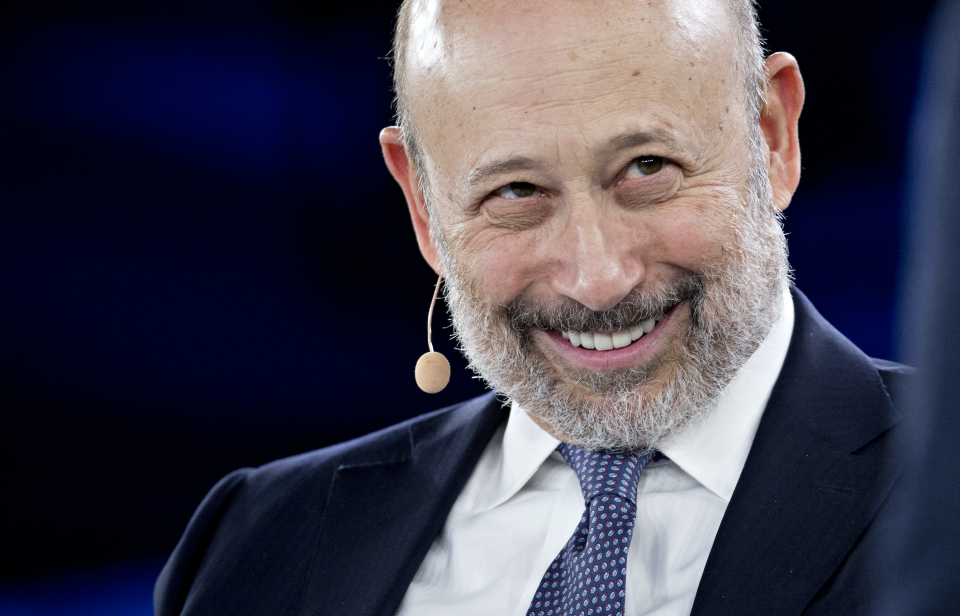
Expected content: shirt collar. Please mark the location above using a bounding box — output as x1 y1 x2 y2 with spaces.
480 286 795 509
472 402 561 513
657 285 794 501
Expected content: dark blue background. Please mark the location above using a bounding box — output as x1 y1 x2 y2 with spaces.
0 0 935 611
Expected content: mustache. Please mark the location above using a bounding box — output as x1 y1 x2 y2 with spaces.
506 275 705 334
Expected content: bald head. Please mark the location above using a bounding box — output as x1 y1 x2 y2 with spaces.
391 0 767 174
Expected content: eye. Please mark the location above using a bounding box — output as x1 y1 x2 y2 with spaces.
495 182 539 198
624 156 664 178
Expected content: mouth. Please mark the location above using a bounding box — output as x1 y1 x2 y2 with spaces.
541 301 683 370
560 314 664 351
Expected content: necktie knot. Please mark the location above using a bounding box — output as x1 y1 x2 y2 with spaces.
558 443 652 505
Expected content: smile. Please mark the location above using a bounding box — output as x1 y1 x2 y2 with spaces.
541 301 683 370
560 316 663 351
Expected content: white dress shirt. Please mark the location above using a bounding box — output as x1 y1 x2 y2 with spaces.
396 289 794 616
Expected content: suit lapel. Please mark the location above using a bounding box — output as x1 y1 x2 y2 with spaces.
691 288 902 615
298 393 507 616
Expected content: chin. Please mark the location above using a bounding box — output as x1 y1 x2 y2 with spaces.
522 354 703 452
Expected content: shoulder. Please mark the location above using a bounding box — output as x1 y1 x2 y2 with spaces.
155 392 500 616
238 391 499 491
198 391 500 528
789 287 915 396
870 358 917 405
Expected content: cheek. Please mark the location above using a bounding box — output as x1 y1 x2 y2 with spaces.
645 196 738 271
445 221 548 299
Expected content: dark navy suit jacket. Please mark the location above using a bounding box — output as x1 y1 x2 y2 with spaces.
155 288 912 615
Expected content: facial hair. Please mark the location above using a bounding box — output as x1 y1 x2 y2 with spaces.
432 151 789 453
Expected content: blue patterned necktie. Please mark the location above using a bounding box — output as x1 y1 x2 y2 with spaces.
527 444 655 616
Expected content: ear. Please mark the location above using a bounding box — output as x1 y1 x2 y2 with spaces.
379 127 443 275
761 52 805 212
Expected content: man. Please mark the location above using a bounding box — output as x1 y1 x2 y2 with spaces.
155 0 911 614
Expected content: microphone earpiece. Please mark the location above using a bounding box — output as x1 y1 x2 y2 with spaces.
415 274 450 394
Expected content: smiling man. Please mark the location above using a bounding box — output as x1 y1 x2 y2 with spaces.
155 1 910 615
383 0 791 456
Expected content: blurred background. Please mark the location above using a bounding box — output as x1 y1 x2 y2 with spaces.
0 0 939 613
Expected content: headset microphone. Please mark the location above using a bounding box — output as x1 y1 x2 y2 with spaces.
415 274 451 393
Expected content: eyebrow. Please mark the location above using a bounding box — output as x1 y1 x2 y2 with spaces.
605 129 679 154
465 129 682 188
466 156 541 187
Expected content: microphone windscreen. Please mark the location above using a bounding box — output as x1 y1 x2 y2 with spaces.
415 351 450 393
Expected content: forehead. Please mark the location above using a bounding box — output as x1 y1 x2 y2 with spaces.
405 0 742 181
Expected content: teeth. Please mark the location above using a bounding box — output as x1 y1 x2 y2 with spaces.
561 315 663 352
612 331 632 348
594 333 614 351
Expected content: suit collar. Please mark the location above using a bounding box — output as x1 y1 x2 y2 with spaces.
773 288 901 453
692 287 902 615
299 392 507 616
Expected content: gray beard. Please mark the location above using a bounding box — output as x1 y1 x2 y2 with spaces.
433 156 789 453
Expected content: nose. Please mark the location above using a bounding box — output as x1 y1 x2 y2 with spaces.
550 194 645 312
